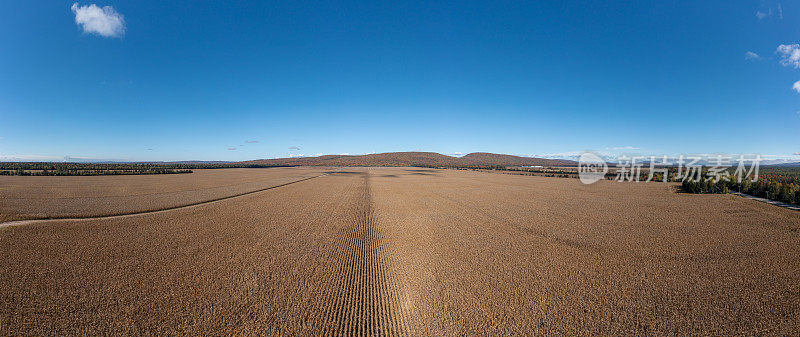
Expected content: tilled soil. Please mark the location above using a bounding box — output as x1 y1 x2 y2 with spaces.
1 167 798 335
0 167 329 222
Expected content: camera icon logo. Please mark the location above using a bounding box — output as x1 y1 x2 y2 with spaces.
578 152 608 184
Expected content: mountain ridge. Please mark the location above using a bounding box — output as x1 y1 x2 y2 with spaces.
241 151 576 167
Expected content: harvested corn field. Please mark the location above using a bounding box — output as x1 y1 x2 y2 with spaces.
1 167 799 335
0 167 328 222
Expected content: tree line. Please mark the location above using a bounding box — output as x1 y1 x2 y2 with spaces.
0 162 293 176
681 170 800 205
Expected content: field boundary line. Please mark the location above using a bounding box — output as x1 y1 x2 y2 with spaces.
731 192 800 212
0 173 330 229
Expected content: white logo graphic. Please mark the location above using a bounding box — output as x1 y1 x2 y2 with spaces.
578 152 608 184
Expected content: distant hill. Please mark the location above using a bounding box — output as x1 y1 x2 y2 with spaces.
242 152 576 167
163 160 232 164
770 162 800 167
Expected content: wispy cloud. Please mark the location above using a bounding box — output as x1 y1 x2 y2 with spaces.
612 146 640 150
245 140 258 143
0 154 63 162
776 44 800 68
528 151 800 163
227 147 236 151
288 153 305 158
71 3 125 38
288 146 300 151
527 151 584 160
756 2 784 20
793 81 800 93
744 51 760 60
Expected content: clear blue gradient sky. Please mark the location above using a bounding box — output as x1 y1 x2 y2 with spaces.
1 1 798 162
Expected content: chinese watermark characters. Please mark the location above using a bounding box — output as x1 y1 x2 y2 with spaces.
578 153 761 185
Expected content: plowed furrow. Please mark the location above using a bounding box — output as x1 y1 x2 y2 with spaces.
319 173 410 336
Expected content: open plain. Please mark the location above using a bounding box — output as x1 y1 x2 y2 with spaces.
1 167 799 335
0 167 328 222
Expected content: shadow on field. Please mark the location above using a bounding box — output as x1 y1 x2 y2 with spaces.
405 169 440 176
378 174 399 178
326 171 366 175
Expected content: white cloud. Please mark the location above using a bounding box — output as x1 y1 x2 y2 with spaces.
527 151 584 160
0 154 64 161
71 3 126 38
245 140 258 143
794 152 800 156
793 80 800 93
288 146 301 151
288 153 306 158
776 44 800 68
612 146 640 150
744 51 760 60
756 10 769 20
227 147 236 150
0 155 139 162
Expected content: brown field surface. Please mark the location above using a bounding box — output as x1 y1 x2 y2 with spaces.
0 167 328 222
1 167 799 335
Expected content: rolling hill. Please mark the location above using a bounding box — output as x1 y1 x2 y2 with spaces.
242 152 576 167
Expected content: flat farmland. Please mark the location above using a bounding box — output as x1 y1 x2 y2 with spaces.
1 167 799 335
0 167 328 222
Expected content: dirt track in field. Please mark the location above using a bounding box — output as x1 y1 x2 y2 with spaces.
0 173 328 229
0 170 412 334
0 167 329 222
0 170 414 335
1 167 799 335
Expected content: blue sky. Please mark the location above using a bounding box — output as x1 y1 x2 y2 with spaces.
1 1 799 162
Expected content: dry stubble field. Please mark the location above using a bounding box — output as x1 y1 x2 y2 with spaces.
1 167 799 335
0 167 327 222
